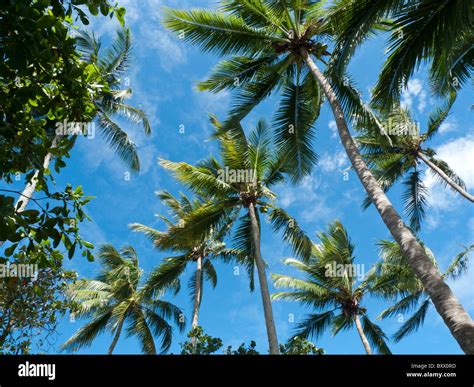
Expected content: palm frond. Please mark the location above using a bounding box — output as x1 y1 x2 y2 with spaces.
159 159 237 198
126 307 157 354
443 245 474 281
425 155 468 193
227 55 293 122
198 55 278 92
293 310 336 340
141 308 174 353
273 71 321 182
331 312 354 336
100 27 132 77
402 170 428 232
203 259 218 288
361 315 391 354
61 311 112 352
393 298 431 342
96 111 140 171
105 102 151 135
75 29 101 62
143 255 188 298
372 0 472 109
424 92 457 139
377 291 423 320
163 8 283 57
430 30 474 96
267 206 313 261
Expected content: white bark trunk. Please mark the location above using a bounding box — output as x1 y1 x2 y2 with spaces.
354 314 372 355
248 203 279 354
192 256 202 329
191 256 203 354
16 137 57 212
108 317 125 355
302 49 474 354
0 139 57 248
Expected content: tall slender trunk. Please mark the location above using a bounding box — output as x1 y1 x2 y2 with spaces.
302 49 474 354
191 256 203 354
354 314 372 355
417 151 474 202
192 256 202 329
108 317 125 355
248 203 279 354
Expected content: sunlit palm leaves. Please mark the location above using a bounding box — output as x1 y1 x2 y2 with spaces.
163 0 382 182
130 191 238 304
62 245 184 354
272 221 391 354
356 102 468 231
157 116 313 269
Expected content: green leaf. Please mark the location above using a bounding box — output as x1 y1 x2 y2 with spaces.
116 7 126 26
4 243 19 257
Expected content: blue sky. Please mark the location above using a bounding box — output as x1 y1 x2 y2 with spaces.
37 0 474 354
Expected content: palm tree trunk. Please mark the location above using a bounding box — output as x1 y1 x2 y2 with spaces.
302 49 474 354
191 256 203 354
192 256 202 329
108 317 125 355
248 202 279 354
354 315 372 355
417 152 474 202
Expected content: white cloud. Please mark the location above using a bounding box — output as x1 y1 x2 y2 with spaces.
138 22 187 72
438 120 457 135
401 78 428 113
328 120 338 138
319 150 349 173
423 135 474 211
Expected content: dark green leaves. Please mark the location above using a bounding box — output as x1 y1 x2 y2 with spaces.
273 72 321 182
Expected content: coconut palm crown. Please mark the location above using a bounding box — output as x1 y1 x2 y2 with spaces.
272 220 391 354
130 190 242 330
76 27 151 171
356 97 473 231
371 241 474 342
155 115 313 354
62 244 185 354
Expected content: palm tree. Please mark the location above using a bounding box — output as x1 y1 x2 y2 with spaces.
6 27 151 219
62 244 184 354
330 0 473 106
76 27 151 170
129 191 239 332
356 100 473 232
155 116 313 354
163 1 474 353
371 241 474 343
272 221 391 355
